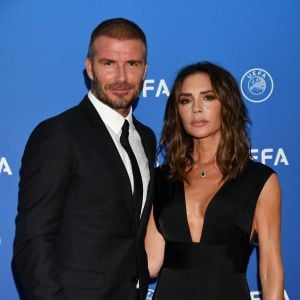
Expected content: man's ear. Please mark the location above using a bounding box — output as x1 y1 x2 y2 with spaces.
85 58 93 80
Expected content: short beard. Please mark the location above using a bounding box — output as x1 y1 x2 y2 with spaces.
90 72 143 110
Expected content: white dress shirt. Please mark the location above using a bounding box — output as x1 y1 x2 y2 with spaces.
88 91 150 216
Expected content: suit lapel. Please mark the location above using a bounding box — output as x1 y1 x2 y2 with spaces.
133 118 155 231
78 97 136 226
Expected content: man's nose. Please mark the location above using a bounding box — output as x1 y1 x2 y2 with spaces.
116 65 127 82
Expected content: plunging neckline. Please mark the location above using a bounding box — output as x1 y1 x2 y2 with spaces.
180 180 228 243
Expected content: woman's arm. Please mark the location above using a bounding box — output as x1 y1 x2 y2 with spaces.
145 207 165 278
254 173 284 300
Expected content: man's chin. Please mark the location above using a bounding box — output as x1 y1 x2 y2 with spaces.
101 98 134 110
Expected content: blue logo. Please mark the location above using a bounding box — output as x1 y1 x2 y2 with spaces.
240 68 274 103
146 288 155 300
0 157 12 175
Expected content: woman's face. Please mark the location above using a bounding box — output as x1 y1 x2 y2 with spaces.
177 72 222 141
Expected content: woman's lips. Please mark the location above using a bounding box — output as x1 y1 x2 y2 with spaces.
191 120 208 127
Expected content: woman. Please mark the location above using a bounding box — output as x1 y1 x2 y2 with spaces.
145 62 284 299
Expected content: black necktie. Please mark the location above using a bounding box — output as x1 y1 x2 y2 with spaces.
120 120 143 222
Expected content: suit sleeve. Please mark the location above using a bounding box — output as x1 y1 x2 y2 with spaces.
13 118 73 299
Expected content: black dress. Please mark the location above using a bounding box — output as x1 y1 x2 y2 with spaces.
153 159 274 300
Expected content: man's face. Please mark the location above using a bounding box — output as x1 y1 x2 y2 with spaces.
85 36 147 116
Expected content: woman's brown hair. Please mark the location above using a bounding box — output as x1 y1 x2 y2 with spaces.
160 62 251 182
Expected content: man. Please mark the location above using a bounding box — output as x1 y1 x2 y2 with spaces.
13 18 156 300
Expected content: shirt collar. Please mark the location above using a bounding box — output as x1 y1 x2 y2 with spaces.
88 90 134 134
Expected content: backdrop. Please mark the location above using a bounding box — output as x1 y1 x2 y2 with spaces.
0 0 299 299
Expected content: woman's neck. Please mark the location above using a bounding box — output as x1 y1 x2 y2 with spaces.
192 138 219 164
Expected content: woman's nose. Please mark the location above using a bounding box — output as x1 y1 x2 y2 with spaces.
192 104 202 114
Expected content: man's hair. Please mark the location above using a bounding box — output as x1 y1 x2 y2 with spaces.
160 61 251 182
87 18 147 61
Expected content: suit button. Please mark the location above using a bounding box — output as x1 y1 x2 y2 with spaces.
131 276 138 283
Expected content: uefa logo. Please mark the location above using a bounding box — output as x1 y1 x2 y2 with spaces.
240 68 274 103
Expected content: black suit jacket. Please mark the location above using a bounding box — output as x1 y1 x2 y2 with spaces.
13 96 156 300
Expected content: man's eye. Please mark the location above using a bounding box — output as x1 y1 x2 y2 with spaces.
103 61 113 66
127 62 139 67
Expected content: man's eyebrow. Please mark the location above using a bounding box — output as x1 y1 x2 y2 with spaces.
97 58 115 62
127 59 143 63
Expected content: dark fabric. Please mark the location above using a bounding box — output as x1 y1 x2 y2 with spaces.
154 269 250 300
13 96 156 300
153 159 274 300
164 242 249 273
135 289 140 300
120 120 143 223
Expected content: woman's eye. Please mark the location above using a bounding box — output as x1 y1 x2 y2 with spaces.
204 94 217 101
179 98 191 105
